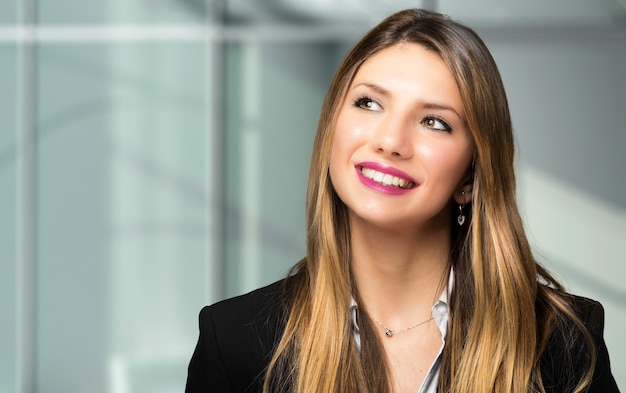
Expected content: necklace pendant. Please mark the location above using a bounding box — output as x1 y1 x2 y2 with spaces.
385 329 393 337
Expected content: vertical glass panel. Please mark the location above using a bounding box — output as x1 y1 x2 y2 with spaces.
36 41 210 393
0 43 17 393
223 41 342 297
0 0 16 24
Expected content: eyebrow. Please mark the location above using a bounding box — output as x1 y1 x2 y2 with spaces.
422 103 463 120
354 82 391 98
353 82 464 120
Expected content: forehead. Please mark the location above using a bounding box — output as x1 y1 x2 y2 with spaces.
350 43 464 112
355 43 452 86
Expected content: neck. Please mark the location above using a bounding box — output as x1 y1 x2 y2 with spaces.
350 216 451 327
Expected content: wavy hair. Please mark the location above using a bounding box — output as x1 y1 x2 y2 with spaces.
264 8 596 393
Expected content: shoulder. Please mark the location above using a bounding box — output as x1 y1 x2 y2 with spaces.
186 278 292 393
204 278 288 330
202 278 290 363
567 295 620 392
568 295 604 333
540 293 619 393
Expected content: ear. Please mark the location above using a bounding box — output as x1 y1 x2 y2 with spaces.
453 185 472 205
453 166 474 205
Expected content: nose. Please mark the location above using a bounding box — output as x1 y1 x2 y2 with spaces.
371 116 413 158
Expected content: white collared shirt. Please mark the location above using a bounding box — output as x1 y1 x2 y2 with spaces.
350 277 451 393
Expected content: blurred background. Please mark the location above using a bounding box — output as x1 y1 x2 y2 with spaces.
1 0 624 392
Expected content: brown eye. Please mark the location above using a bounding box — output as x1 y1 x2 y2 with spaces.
422 116 451 132
354 97 382 111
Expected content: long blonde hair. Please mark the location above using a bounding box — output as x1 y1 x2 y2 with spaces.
264 8 596 393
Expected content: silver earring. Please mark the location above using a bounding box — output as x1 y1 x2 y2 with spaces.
457 191 466 226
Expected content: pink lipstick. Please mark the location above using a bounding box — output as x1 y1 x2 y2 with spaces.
355 162 417 195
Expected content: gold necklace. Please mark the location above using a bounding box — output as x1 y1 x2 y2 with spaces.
371 315 434 337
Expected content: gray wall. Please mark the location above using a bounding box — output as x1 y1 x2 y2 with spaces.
488 31 626 385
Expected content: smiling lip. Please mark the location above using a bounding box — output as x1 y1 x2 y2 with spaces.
356 162 417 195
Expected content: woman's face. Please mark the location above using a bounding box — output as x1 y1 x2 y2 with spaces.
329 43 474 231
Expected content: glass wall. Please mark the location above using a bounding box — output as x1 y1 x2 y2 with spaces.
0 38 18 393
4 1 625 392
8 1 216 392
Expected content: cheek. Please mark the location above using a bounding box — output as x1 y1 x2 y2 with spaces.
328 131 347 189
419 141 473 186
328 145 348 207
329 116 364 199
329 127 357 174
334 111 371 148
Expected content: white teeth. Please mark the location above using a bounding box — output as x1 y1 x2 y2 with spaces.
360 167 413 189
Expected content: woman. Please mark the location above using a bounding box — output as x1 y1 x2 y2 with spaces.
186 8 619 393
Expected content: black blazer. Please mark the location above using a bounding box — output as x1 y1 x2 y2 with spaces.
185 279 620 393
